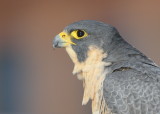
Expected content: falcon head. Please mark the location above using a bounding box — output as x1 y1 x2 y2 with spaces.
53 20 123 63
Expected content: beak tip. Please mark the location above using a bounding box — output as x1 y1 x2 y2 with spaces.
52 35 59 48
52 42 58 48
52 44 56 48
53 41 62 48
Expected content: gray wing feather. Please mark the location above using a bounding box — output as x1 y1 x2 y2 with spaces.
103 66 160 114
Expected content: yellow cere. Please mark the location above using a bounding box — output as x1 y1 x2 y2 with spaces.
59 32 76 45
71 30 88 39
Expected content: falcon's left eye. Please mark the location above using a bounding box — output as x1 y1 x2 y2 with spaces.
71 29 88 39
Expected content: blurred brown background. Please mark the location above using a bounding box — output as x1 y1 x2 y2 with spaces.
0 0 160 114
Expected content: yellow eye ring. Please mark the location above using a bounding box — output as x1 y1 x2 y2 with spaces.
71 30 88 39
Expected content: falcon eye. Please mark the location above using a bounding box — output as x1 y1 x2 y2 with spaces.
77 30 84 37
71 29 88 39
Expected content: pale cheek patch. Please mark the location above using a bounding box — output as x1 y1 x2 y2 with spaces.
66 46 112 114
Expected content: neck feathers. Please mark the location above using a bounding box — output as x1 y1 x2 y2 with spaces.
66 45 111 113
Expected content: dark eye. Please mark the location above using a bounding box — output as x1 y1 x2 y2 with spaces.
77 30 85 37
71 29 88 39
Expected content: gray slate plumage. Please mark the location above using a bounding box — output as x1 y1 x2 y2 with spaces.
103 31 160 114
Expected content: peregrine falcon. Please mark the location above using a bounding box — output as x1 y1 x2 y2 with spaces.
53 20 160 114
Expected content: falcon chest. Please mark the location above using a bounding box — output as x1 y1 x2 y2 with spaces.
66 46 112 114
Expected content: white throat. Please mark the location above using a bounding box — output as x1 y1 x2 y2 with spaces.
66 45 111 114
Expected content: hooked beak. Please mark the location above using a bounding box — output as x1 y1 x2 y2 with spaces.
53 32 76 48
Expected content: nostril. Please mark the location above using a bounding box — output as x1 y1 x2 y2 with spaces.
62 35 65 38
